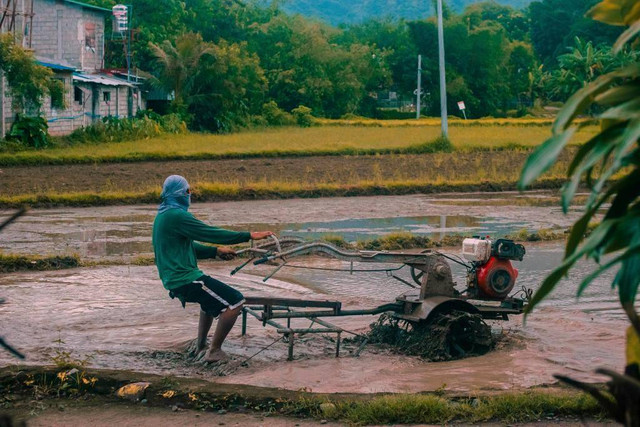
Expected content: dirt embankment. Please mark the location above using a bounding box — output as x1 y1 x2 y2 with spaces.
0 151 573 198
0 366 609 426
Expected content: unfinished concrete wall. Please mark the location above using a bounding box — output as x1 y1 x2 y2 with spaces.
31 0 106 72
42 72 86 136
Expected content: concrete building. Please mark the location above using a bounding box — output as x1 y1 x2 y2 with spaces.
0 0 144 137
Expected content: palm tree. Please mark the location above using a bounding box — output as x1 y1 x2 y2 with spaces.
148 32 215 106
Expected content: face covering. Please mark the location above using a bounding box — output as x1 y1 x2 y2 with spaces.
158 175 191 214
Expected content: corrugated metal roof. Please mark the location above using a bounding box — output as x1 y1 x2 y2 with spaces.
63 0 111 13
37 60 76 72
73 73 135 87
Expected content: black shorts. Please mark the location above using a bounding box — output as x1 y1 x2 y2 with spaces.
170 275 245 317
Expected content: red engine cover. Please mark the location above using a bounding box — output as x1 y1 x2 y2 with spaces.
476 257 518 299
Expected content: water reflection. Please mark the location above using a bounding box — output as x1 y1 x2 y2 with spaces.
0 194 578 259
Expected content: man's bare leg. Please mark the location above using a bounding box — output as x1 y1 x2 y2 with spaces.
193 310 214 356
204 305 242 362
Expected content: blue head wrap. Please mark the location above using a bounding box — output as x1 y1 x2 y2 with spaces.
158 175 191 213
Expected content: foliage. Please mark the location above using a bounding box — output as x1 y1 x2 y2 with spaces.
48 78 66 110
148 32 214 107
248 14 390 118
519 0 640 336
280 0 533 25
541 37 638 101
80 0 635 127
291 105 314 127
189 39 267 132
62 114 186 144
405 136 455 153
408 7 535 117
0 34 64 111
149 33 267 132
261 101 295 126
528 0 623 66
0 253 79 273
7 114 49 148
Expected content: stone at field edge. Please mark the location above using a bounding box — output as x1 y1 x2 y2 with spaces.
115 382 151 401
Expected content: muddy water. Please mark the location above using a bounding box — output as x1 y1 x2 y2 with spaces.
1 192 582 260
0 192 627 394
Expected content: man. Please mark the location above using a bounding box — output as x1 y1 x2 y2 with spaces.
152 175 273 363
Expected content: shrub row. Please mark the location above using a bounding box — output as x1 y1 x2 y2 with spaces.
0 111 187 150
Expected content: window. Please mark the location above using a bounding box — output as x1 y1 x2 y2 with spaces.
74 86 84 105
103 91 111 103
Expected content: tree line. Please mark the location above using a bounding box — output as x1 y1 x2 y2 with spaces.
86 0 638 131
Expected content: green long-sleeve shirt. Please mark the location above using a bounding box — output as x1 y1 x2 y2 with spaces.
152 209 251 290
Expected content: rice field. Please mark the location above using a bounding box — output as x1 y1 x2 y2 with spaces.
0 122 599 166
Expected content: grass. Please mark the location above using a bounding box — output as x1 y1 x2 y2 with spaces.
0 253 80 273
323 232 466 251
328 391 603 424
315 116 568 127
0 123 599 166
0 175 569 208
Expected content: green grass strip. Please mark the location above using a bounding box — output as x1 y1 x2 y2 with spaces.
0 178 567 208
324 391 603 424
0 254 80 273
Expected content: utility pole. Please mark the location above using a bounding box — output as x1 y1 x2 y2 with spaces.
126 3 132 82
436 0 448 138
415 54 422 119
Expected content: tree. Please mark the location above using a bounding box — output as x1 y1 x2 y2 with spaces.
0 33 64 112
337 18 418 95
519 0 640 422
149 32 215 110
542 37 638 101
528 0 623 66
410 16 517 118
188 40 267 132
248 14 389 117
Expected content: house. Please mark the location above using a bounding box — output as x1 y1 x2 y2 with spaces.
0 0 145 137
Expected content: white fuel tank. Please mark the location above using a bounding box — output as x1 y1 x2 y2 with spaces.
461 237 492 263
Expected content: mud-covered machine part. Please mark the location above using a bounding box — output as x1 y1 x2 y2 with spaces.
234 236 528 360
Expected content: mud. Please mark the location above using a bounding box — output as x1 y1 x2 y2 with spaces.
4 396 343 427
0 192 626 395
0 243 626 394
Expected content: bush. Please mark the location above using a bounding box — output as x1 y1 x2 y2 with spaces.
376 109 416 120
62 113 186 144
292 105 314 127
405 136 454 154
261 101 295 126
7 114 49 148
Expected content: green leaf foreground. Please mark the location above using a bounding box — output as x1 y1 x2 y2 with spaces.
519 1 640 335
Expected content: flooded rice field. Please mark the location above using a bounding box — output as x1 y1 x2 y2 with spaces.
1 192 584 260
0 192 627 393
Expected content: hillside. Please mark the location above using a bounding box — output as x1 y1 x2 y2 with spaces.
281 0 533 25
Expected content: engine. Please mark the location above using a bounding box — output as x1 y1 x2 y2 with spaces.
462 237 526 300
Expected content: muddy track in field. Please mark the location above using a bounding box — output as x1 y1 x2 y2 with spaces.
0 151 573 197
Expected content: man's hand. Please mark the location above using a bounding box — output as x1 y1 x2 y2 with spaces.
217 247 237 261
250 231 275 240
